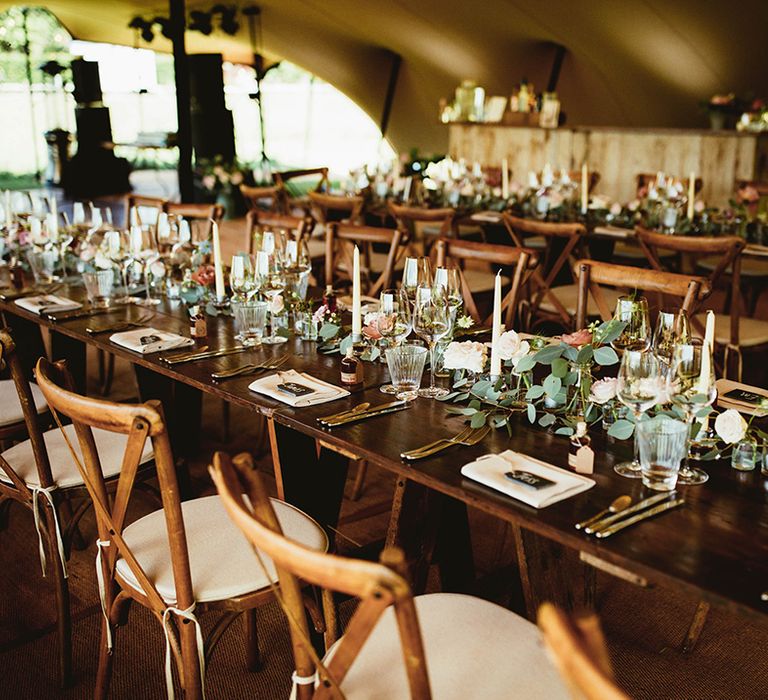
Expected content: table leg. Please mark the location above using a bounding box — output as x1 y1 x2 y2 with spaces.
268 419 349 532
50 333 86 393
3 313 47 380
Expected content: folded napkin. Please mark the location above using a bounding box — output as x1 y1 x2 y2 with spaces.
471 211 503 223
716 378 768 416
248 369 349 407
15 294 82 315
110 327 195 355
461 450 595 508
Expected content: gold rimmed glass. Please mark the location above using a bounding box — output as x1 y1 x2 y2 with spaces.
611 296 651 353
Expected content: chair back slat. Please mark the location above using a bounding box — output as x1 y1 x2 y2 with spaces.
388 202 455 254
308 191 364 225
434 238 537 328
538 603 629 700
210 452 432 699
574 259 709 329
240 183 283 213
163 202 224 242
246 211 313 254
34 359 193 619
124 194 166 228
326 223 406 297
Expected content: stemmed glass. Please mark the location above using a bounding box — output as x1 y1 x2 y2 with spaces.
282 237 312 302
402 256 432 305
105 230 136 304
255 250 288 345
614 350 661 478
413 285 452 398
667 343 716 485
378 288 413 394
611 296 651 353
230 253 256 302
432 266 463 316
652 308 691 372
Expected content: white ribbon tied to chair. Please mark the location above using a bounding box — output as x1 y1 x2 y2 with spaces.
95 538 113 651
292 670 318 687
31 485 67 579
162 603 206 700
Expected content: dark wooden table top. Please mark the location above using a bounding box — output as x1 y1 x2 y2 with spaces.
3 282 768 622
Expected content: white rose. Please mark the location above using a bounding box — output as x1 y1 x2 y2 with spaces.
364 311 385 330
442 341 487 374
589 194 609 210
94 251 113 270
714 409 748 444
495 330 530 364
548 191 564 208
590 377 617 405
609 202 622 216
627 199 641 212
270 293 284 315
150 260 166 278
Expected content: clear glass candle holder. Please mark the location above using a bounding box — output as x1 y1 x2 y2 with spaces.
27 249 58 285
232 300 268 347
385 342 428 399
637 416 688 491
732 440 761 472
82 269 115 308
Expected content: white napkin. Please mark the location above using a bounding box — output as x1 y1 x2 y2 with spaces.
471 211 503 223
461 450 595 508
109 327 194 354
248 369 350 407
15 294 82 315
716 378 768 417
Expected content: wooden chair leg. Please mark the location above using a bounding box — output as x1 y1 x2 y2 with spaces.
349 459 368 501
50 529 72 688
681 600 710 654
0 497 13 531
99 352 115 396
244 608 263 672
94 618 115 700
222 400 231 443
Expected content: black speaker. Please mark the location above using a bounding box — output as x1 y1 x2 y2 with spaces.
75 107 113 149
71 59 102 105
188 53 236 160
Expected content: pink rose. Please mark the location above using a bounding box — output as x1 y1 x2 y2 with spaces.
561 329 592 348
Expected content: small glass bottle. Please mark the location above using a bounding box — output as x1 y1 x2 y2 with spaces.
179 268 202 306
9 256 24 289
323 285 337 313
340 346 364 388
568 421 594 474
189 305 207 338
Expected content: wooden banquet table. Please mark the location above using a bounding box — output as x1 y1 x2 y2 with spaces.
2 284 768 626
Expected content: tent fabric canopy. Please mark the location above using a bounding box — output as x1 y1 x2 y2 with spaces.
5 1 768 153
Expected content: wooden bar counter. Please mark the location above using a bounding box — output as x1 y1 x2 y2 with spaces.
449 123 768 207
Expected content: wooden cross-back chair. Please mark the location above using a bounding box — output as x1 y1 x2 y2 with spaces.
326 222 407 298
387 202 456 255
163 202 224 243
240 183 284 214
434 237 538 329
210 451 572 700
123 194 166 228
0 330 157 688
538 603 629 700
574 259 710 331
308 191 364 226
34 359 328 700
502 213 587 330
275 167 330 214
247 210 314 255
634 227 768 379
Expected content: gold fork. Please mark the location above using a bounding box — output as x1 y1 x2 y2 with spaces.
401 425 490 461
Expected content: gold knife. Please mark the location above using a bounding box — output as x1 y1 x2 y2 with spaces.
160 346 247 365
584 491 673 534
595 498 685 538
323 401 411 427
317 402 371 424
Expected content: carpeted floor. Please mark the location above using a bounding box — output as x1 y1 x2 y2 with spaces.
2 347 768 699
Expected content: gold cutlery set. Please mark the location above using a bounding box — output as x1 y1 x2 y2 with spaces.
576 491 685 539
211 355 289 381
401 424 491 460
317 400 413 427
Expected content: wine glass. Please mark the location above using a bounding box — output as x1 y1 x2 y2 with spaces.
614 350 661 478
255 250 288 345
611 296 651 353
402 256 432 305
230 253 255 302
667 343 716 485
652 308 691 372
282 237 312 302
378 288 413 394
105 230 137 304
133 228 162 307
413 286 452 398
432 266 463 314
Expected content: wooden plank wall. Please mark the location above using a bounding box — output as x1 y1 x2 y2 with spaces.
448 124 767 207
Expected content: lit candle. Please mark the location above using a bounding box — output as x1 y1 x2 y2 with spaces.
285 239 298 265
129 206 139 228
501 158 509 199
105 229 120 256
48 197 58 240
72 202 85 225
156 212 169 239
542 162 554 187
490 271 502 378
179 219 191 243
581 163 589 215
211 219 226 300
129 225 143 255
352 245 362 339
262 230 275 255
687 171 696 220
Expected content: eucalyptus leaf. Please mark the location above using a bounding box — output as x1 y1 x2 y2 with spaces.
514 354 536 372
533 345 564 365
551 357 569 378
563 345 579 362
696 406 713 418
470 411 487 429
555 426 575 436
576 345 594 364
339 335 353 354
538 413 556 427
319 322 341 341
608 419 635 440
526 402 536 423
437 391 458 402
543 374 562 398
526 385 545 400
593 346 619 366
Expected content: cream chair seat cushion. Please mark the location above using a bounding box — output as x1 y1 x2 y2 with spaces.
0 379 47 428
0 423 153 489
693 313 768 347
116 495 328 604
538 283 622 317
696 255 768 277
304 593 569 699
614 241 675 259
